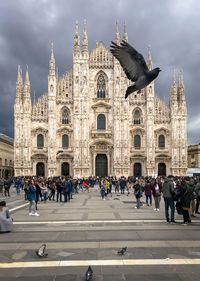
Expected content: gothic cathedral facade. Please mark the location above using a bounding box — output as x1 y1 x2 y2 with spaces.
14 22 187 178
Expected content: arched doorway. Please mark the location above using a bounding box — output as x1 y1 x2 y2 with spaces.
95 154 108 177
134 163 142 177
158 163 166 176
61 162 69 176
36 163 45 177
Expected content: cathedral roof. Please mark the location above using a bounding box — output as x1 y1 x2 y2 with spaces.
154 94 170 124
89 42 114 69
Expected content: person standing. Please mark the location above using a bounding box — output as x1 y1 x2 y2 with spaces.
24 179 29 200
162 176 176 223
27 180 39 216
144 180 152 206
152 178 162 211
56 179 63 202
195 179 200 214
0 201 13 232
134 180 141 209
120 177 126 194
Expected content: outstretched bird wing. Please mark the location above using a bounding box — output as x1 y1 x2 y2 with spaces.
110 40 149 82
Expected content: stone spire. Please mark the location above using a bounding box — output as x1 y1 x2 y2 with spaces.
169 69 178 106
178 69 185 103
115 21 120 45
33 90 36 106
82 19 88 53
23 65 30 98
123 21 128 42
74 20 81 55
16 65 23 100
49 42 55 76
147 45 152 70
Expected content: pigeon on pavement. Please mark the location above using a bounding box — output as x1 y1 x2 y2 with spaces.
86 266 93 280
118 247 127 255
110 40 161 99
36 244 48 257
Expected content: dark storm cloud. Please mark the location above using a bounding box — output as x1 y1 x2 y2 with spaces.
0 0 199 144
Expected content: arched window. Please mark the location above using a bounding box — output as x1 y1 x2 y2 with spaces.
134 135 141 149
37 134 44 148
133 109 141 124
62 134 69 149
97 74 106 98
97 114 106 130
62 108 70 124
158 135 165 148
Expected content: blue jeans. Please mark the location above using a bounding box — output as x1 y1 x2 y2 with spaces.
164 198 175 222
16 186 20 194
57 191 62 202
121 188 125 194
101 190 105 199
146 195 152 205
43 192 47 201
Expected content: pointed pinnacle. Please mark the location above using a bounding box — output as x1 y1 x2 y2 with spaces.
25 64 30 84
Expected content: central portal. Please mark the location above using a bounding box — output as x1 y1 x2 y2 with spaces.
61 162 69 176
95 154 108 177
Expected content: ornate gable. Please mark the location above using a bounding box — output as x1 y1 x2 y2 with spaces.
89 42 114 69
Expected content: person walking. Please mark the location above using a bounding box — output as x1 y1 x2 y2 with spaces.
162 176 176 223
101 179 106 200
4 179 11 197
27 180 39 216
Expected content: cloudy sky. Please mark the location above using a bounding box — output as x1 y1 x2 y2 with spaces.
0 0 199 144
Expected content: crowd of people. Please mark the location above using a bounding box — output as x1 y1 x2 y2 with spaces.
0 174 200 232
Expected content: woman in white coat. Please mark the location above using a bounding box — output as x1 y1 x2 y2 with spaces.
0 201 13 232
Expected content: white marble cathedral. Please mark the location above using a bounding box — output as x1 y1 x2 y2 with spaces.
14 21 187 178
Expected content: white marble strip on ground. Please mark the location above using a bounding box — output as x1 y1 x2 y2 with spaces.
10 203 29 212
13 219 200 224
0 240 200 250
1 258 200 268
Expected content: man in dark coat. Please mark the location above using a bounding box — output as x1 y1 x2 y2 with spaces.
120 177 126 194
134 180 141 209
56 179 63 202
162 176 176 223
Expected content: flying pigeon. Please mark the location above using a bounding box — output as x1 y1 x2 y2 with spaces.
86 266 93 281
110 40 161 99
36 244 48 257
118 247 127 255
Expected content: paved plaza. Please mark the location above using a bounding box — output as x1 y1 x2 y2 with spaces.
1 185 200 280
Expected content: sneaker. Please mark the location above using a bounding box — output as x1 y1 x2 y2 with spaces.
170 220 177 224
165 219 170 223
29 212 33 216
135 206 138 209
157 209 160 211
181 222 188 226
154 208 157 211
191 214 196 217
33 213 40 216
